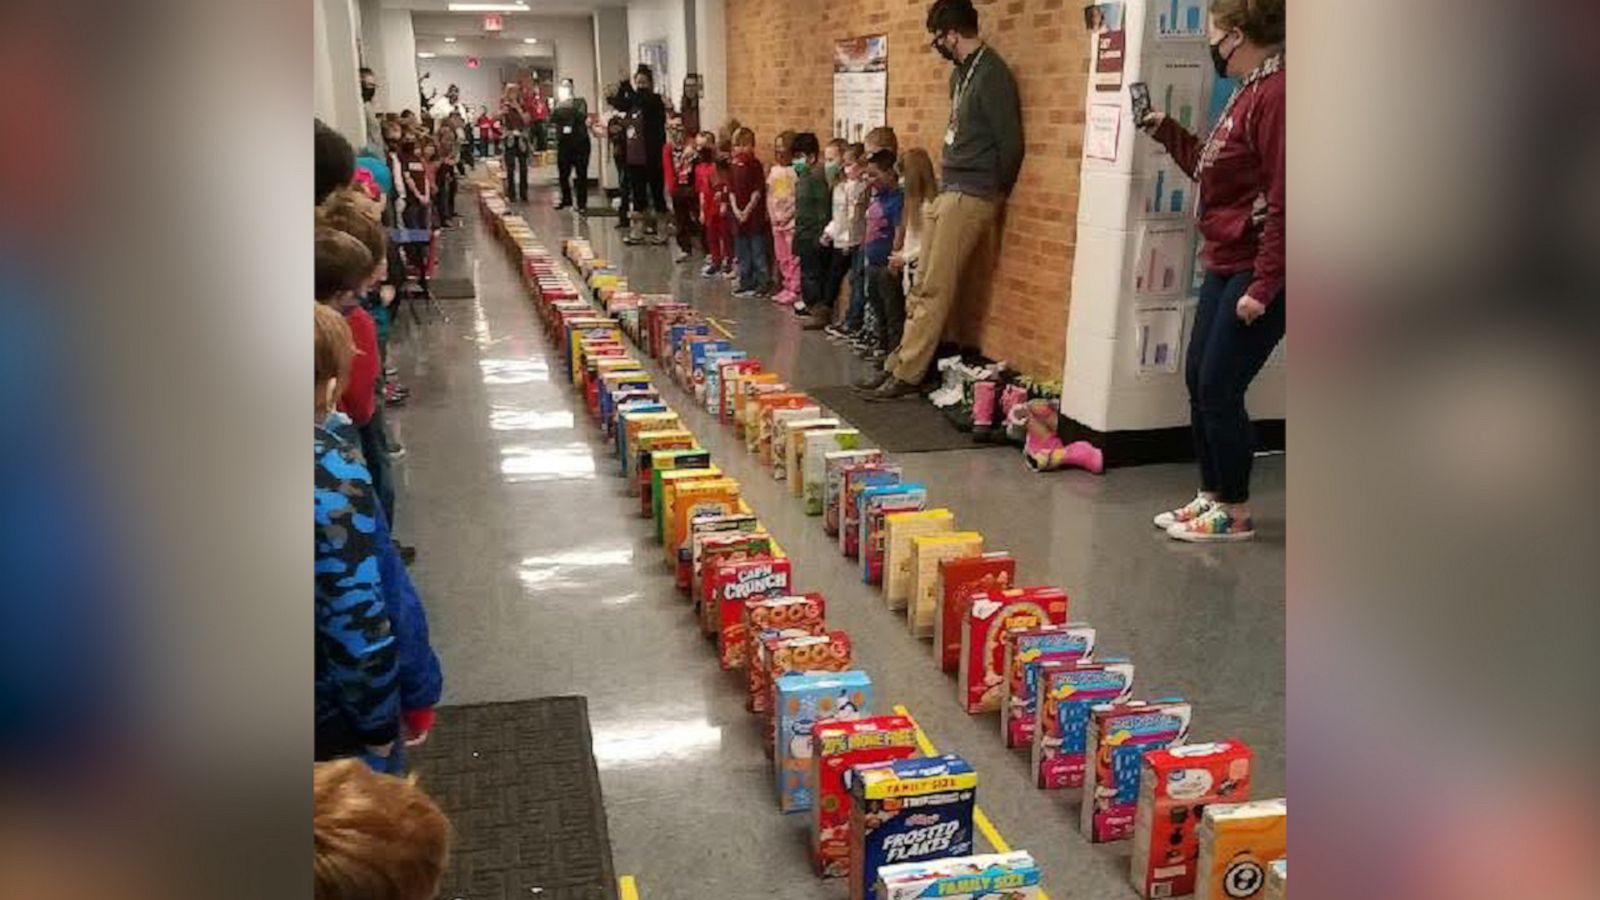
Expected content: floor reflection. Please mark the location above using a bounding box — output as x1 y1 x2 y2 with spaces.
489 404 576 432
590 717 724 768
517 545 635 590
479 357 550 385
499 443 596 482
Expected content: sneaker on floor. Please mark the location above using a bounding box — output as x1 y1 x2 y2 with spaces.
722 269 740 281
853 369 891 392
673 248 690 263
384 365 399 380
384 386 409 406
732 288 758 299
701 262 719 277
865 377 921 402
1167 506 1255 543
823 324 850 341
1152 493 1216 530
387 442 407 460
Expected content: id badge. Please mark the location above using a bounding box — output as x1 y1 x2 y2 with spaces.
562 125 573 135
944 125 956 146
626 126 638 140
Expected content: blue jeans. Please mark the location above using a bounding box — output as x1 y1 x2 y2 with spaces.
1188 270 1285 503
735 231 770 292
840 247 868 330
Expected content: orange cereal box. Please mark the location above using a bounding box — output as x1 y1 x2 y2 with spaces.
1195 799 1285 900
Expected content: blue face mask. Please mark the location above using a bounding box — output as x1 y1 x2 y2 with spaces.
825 161 842 179
792 157 810 174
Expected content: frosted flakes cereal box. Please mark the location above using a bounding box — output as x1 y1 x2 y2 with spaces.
848 755 976 900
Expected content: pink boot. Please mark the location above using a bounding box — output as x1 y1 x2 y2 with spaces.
971 380 998 439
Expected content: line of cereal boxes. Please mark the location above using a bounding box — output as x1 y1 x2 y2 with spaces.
474 188 1287 900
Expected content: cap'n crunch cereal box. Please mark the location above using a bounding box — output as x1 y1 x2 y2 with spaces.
810 716 919 879
710 557 791 667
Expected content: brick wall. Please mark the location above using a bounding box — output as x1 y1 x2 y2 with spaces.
725 0 1091 380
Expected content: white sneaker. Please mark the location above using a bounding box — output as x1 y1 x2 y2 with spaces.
673 248 689 263
1168 505 1256 543
1154 493 1216 530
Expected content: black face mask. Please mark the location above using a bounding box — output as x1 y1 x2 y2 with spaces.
1209 33 1239 78
930 32 958 64
361 84 376 103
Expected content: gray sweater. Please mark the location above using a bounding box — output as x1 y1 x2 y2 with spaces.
941 45 1024 198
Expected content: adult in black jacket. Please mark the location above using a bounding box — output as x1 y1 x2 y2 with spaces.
550 78 592 210
614 64 669 244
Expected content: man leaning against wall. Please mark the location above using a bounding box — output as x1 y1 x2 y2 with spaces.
861 0 1024 401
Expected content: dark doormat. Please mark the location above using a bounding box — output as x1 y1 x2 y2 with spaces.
577 208 622 218
409 696 618 900
810 385 1006 454
430 277 477 299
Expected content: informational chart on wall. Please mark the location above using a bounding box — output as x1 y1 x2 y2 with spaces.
833 35 888 142
1149 58 1206 133
1086 102 1123 163
1134 224 1191 298
1136 304 1185 375
1153 0 1208 40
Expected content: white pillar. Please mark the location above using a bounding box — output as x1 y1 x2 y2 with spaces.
315 0 338 129
316 0 366 150
693 0 727 133
379 9 421 116
592 7 631 188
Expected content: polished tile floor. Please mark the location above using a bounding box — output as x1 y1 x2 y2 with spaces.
388 178 1285 899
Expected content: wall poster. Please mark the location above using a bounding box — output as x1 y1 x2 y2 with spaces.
1084 3 1127 91
833 35 888 142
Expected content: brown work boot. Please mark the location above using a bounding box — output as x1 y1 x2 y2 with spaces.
853 370 891 393
799 310 832 330
864 377 921 402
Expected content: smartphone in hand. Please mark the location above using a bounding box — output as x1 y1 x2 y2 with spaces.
1130 82 1152 126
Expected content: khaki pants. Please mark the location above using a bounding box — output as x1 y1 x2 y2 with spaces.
885 190 1000 384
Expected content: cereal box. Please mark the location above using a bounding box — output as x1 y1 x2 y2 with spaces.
598 370 653 429
748 392 811 456
826 453 886 536
810 716 919 879
1264 859 1286 900
840 466 905 558
636 438 701 508
1130 741 1254 899
1195 800 1285 900
719 360 764 423
760 630 854 754
765 406 824 471
907 532 983 637
775 670 872 814
688 513 761 605
618 411 681 478
710 557 791 667
1001 623 1097 749
848 755 977 900
876 851 1041 900
749 624 833 716
697 348 743 409
1033 659 1135 789
652 466 723 542
883 510 955 609
665 477 741 569
605 390 661 439
744 594 827 668
938 555 1015 672
1082 699 1193 842
859 485 928 585
739 379 789 443
781 419 842 490
802 431 863 514
959 587 1070 714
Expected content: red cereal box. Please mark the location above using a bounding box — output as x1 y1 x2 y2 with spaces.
1130 741 1254 899
958 587 1069 714
840 465 904 559
761 630 854 757
743 594 827 699
697 534 777 634
748 626 828 713
935 553 1016 674
810 716 920 879
710 558 793 668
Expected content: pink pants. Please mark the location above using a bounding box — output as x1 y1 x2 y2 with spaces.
771 225 799 300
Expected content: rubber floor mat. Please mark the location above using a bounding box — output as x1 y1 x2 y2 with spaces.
809 385 1009 454
408 696 618 900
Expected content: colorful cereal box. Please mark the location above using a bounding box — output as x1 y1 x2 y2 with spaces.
1001 623 1097 749
665 477 741 569
765 406 824 471
653 465 722 542
738 379 789 443
848 755 977 900
688 513 762 604
744 594 827 667
780 419 841 490
1195 800 1285 900
598 370 652 428
802 431 863 514
1265 859 1286 900
775 671 872 814
934 550 1011 669
1082 699 1193 842
907 532 983 637
749 625 834 716
747 392 809 455
841 465 905 558
696 348 742 408
636 437 700 507
618 411 681 478
875 851 1042 900
761 630 855 754
959 587 1070 714
810 716 919 879
605 390 661 439
711 557 791 666
859 485 928 585
1033 659 1135 789
1130 741 1254 899
825 452 885 536
883 510 955 608
719 360 764 423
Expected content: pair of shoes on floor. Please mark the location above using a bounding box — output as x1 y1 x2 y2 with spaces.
823 324 851 341
732 288 760 299
863 376 920 402
770 292 795 306
1153 493 1256 542
853 369 891 392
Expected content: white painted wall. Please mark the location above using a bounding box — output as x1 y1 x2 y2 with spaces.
318 0 366 149
378 9 421 115
626 0 688 101
414 56 516 115
693 0 727 133
315 0 338 129
593 7 631 190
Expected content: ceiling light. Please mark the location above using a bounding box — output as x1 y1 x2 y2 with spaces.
444 37 457 43
447 2 528 11
417 52 437 59
522 37 538 44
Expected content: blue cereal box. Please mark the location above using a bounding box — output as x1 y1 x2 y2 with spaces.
876 850 1042 900
775 671 873 814
848 755 977 900
1081 698 1192 843
1032 659 1135 790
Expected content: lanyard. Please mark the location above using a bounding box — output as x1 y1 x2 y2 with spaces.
949 46 988 123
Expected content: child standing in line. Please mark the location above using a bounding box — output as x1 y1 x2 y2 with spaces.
891 147 938 321
841 128 902 348
766 130 799 306
695 132 732 275
790 132 831 317
667 119 699 264
708 159 734 276
859 149 906 364
802 142 866 330
728 127 770 298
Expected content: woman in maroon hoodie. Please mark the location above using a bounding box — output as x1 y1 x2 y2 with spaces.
1142 0 1284 544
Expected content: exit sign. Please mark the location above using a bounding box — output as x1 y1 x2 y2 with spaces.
483 13 503 32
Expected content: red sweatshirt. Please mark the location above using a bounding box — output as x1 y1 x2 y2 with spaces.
339 306 380 426
1153 55 1284 304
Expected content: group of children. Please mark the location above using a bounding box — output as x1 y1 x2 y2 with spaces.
377 110 468 234
666 122 939 364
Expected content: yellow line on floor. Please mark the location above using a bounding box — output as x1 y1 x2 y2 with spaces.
891 704 1051 900
706 316 735 338
619 874 640 899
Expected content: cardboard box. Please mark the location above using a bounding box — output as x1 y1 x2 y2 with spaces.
858 485 928 586
664 477 741 569
875 851 1041 900
761 630 854 755
709 556 790 667
1082 699 1193 843
1001 623 1097 748
1265 859 1286 900
848 755 977 900
935 553 1017 674
907 532 984 638
653 466 723 543
636 440 702 510
810 716 919 879
839 464 902 556
1130 741 1254 899
765 406 824 471
883 510 955 610
1032 659 1136 790
1195 799 1286 900
775 670 872 813
800 430 863 513
959 587 1070 714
